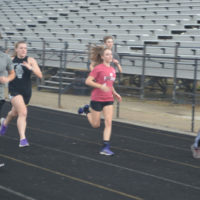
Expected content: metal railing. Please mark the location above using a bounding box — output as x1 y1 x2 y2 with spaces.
1 39 200 132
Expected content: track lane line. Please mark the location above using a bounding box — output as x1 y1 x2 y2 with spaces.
0 184 37 200
0 153 143 200
6 118 190 154
27 107 194 141
2 123 199 169
1 136 200 191
26 126 200 169
27 118 192 151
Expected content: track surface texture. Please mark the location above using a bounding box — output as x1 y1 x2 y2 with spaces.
0 103 199 200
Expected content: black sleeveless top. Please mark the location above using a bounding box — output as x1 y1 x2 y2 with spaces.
9 56 32 97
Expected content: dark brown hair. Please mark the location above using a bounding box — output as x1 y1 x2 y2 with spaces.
103 35 113 43
89 45 110 66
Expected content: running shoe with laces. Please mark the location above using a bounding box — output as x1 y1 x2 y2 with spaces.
99 146 114 156
19 138 30 147
0 118 7 136
191 145 200 159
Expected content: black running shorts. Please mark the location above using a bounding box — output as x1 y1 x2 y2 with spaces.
9 91 31 105
90 101 114 112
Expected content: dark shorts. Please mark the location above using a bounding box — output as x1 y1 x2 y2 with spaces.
9 91 31 105
90 101 114 112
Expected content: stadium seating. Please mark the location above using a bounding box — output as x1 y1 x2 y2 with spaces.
0 0 200 49
1 0 200 79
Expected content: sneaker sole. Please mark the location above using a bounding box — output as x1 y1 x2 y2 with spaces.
0 118 4 125
19 144 30 148
0 163 5 168
99 151 114 156
191 145 200 158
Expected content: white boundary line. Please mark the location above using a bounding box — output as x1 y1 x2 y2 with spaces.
0 185 37 200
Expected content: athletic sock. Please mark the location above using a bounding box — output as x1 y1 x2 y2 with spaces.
103 141 110 148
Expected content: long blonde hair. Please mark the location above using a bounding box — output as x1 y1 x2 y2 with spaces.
12 41 27 57
89 45 110 67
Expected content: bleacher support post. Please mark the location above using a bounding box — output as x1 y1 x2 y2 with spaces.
40 41 46 86
58 43 68 108
64 42 68 70
58 50 63 108
87 43 91 71
191 59 198 132
172 43 180 103
140 43 147 99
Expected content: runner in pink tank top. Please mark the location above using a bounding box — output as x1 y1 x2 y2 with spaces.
78 45 122 156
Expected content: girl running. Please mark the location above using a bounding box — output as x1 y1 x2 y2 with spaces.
78 45 122 156
0 41 43 147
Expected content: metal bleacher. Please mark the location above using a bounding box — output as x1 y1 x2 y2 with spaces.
1 0 200 80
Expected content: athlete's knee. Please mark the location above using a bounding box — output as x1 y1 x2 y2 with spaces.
91 124 100 128
18 108 27 118
91 121 100 128
104 118 112 127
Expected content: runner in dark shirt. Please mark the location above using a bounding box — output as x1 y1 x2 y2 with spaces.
0 41 42 147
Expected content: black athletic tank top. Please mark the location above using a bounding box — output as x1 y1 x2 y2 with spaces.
9 56 32 97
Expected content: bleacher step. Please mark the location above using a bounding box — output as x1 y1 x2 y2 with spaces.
51 76 75 81
45 80 71 85
57 71 75 75
38 85 61 90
